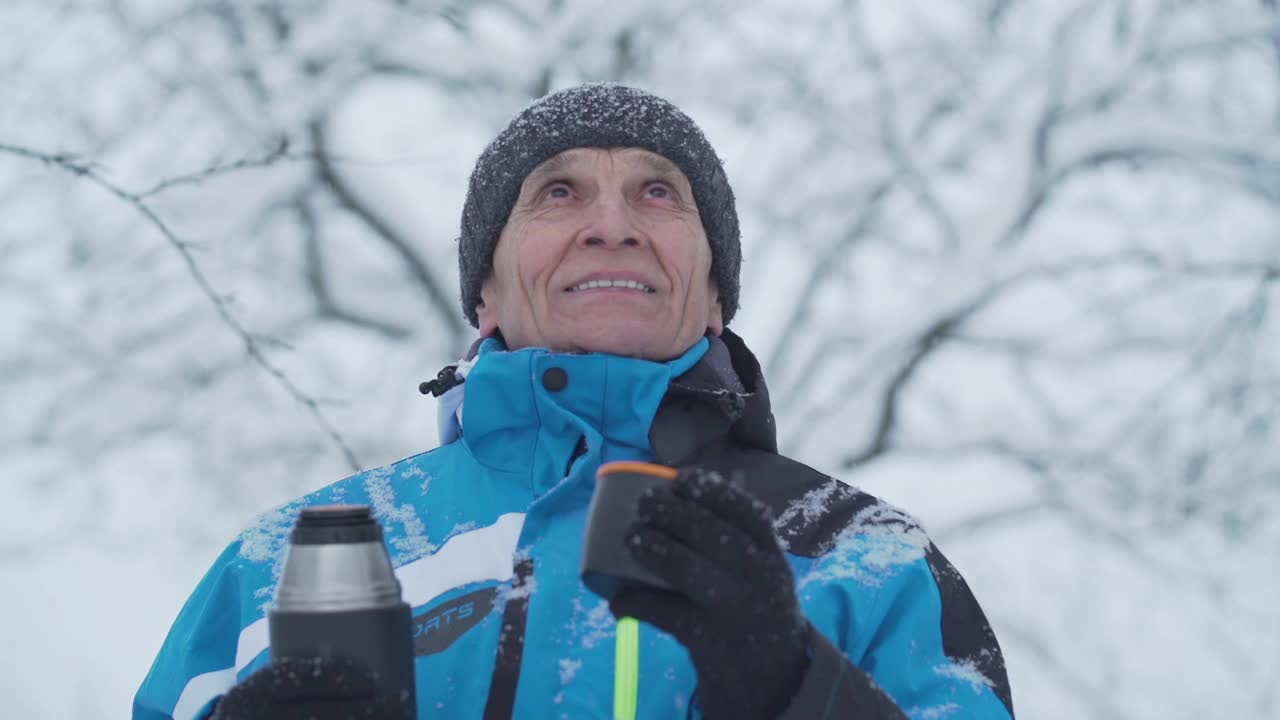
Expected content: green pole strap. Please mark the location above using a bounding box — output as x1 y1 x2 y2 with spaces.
614 616 640 720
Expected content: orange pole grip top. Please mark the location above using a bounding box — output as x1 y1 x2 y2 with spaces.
596 461 679 481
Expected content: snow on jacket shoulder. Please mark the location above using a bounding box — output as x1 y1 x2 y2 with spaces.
134 331 1014 720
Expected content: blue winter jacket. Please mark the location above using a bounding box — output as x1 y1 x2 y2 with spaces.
134 330 1014 719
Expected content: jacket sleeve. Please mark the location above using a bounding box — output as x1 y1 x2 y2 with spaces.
133 541 255 720
779 541 1015 720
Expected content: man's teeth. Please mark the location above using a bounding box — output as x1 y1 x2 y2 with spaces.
569 279 655 292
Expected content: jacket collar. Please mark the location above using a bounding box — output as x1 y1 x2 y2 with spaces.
435 329 778 478
648 328 778 465
454 337 708 477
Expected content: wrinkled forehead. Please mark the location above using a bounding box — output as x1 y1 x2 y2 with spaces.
522 147 690 189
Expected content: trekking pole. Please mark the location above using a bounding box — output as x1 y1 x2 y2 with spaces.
582 461 682 720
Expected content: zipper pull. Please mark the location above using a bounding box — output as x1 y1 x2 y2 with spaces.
419 364 462 397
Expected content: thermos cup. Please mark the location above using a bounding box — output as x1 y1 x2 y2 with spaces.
581 461 680 600
269 505 416 717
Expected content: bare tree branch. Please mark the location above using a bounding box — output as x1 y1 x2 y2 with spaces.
931 498 1051 544
1085 270 1279 457
308 116 468 353
993 2 1101 250
847 0 962 253
0 141 364 472
134 136 295 198
996 2 1279 248
295 194 412 339
839 250 1165 468
764 180 893 383
900 437 1280 618
998 619 1129 720
843 307 967 468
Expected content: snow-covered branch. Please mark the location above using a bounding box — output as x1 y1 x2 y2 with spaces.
308 117 468 352
0 141 363 472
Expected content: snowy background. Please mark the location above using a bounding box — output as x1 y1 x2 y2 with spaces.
2 0 1278 717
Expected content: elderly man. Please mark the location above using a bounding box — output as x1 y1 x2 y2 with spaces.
135 84 1014 720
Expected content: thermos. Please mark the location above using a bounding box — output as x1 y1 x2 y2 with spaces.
581 461 680 600
270 505 416 717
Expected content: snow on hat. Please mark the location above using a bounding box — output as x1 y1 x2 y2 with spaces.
458 83 741 328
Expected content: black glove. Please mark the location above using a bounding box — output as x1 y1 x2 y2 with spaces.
609 468 810 720
208 656 411 720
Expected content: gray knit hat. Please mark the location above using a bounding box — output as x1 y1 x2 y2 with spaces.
458 83 741 328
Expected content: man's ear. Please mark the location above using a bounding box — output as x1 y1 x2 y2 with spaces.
476 276 500 338
705 278 725 336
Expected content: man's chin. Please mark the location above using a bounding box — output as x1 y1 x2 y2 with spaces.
563 327 677 360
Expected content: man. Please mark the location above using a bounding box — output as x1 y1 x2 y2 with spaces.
135 83 1015 720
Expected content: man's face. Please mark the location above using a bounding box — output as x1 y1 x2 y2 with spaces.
476 147 723 360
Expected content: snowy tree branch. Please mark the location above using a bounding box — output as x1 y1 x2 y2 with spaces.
295 193 412 339
998 618 1128 720
308 116 469 352
847 0 963 253
0 141 364 472
134 136 295 198
931 498 1050 544
839 250 1167 469
997 1 1279 248
764 180 893 382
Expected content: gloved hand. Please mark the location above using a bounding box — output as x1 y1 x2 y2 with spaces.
208 656 411 720
609 468 810 720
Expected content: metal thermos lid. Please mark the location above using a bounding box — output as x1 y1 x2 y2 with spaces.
274 505 404 612
291 505 383 545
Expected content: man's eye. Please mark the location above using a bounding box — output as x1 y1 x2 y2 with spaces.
646 183 672 199
545 183 571 200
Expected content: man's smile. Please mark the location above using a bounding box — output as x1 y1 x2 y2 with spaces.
563 271 659 294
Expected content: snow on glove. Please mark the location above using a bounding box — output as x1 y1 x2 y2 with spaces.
208 656 411 720
609 467 810 720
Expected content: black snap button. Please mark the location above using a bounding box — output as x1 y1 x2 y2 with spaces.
542 367 569 392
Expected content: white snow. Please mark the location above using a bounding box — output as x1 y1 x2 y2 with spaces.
503 572 538 602
933 660 995 694
552 657 584 704
363 464 436 562
798 500 931 589
568 595 617 649
911 703 962 720
239 501 304 610
773 481 841 540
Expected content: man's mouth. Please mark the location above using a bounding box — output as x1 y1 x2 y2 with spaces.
565 279 656 293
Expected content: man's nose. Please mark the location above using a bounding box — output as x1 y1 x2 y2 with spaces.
578 195 644 248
